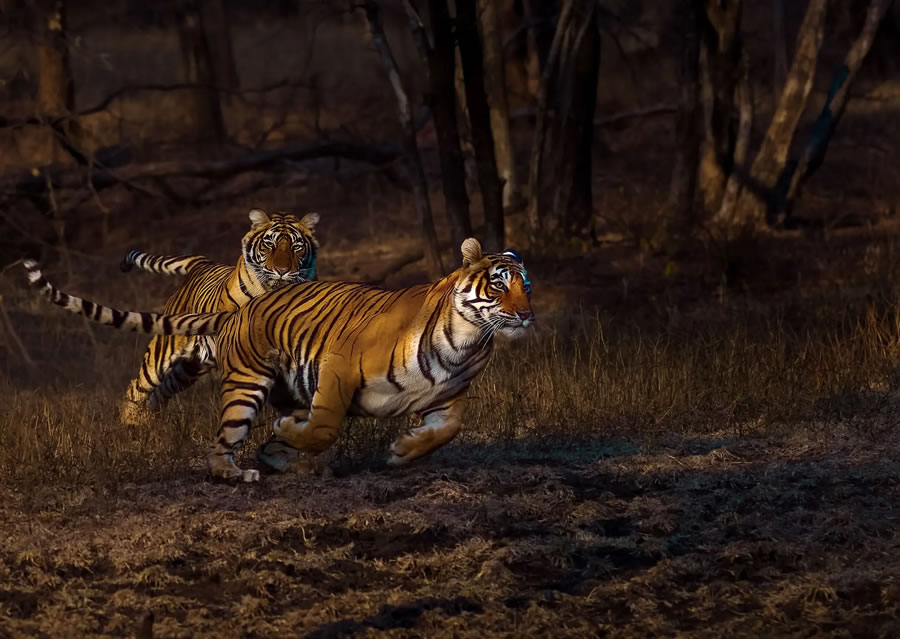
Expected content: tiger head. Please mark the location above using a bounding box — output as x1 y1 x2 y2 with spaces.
454 238 534 339
242 209 320 289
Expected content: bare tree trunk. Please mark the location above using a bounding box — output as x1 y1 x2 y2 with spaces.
772 0 789 97
550 1 600 237
696 0 742 221
505 0 532 107
412 0 471 250
176 0 226 143
778 0 892 221
199 0 239 98
31 0 78 256
526 0 575 237
478 0 520 210
32 0 77 164
663 0 703 246
456 0 505 251
531 0 557 76
734 0 827 229
363 1 443 277
714 52 752 223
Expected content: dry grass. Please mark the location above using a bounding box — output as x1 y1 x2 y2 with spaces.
4 219 900 636
4 289 900 486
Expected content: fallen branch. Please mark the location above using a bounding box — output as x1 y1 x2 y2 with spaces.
2 140 405 196
0 78 306 129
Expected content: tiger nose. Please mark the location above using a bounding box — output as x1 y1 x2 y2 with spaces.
274 265 290 275
517 310 534 321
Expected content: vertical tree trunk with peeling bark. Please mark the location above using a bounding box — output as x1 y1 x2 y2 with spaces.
363 1 443 278
478 0 520 210
456 0 505 251
734 0 827 229
778 0 892 221
415 0 472 251
696 0 742 221
176 0 226 143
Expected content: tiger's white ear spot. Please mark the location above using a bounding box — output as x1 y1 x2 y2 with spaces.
300 211 320 231
249 209 271 229
461 238 484 268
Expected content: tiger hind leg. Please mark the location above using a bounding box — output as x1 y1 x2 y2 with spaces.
388 399 466 466
120 335 177 426
120 337 209 425
147 355 211 411
207 370 276 482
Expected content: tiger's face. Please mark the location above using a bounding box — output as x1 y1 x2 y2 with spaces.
454 238 534 339
242 209 320 289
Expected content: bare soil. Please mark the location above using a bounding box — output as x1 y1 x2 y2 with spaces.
1 432 898 638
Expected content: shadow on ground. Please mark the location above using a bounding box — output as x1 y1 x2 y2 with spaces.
0 433 898 637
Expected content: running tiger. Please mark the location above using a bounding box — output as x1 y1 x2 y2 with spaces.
117 208 320 426
23 238 534 481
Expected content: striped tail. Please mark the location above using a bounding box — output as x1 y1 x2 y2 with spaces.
120 250 210 275
23 260 229 336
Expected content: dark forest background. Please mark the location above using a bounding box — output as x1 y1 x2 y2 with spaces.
1 0 899 276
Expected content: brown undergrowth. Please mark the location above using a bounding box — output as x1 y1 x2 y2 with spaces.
3 285 900 485
2 227 900 636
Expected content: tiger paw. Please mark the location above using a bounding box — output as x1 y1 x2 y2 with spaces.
257 437 299 473
387 439 414 466
272 415 305 448
207 452 258 482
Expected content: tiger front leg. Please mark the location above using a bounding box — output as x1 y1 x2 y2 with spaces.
207 371 275 482
256 409 308 473
271 365 352 462
388 398 465 466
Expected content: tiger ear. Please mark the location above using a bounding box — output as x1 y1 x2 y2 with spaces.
502 249 523 263
299 211 320 232
248 208 271 229
461 238 484 269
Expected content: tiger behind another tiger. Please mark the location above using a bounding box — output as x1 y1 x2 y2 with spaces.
24 238 533 482
118 208 319 426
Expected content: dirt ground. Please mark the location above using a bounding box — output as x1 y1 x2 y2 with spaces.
0 431 898 638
